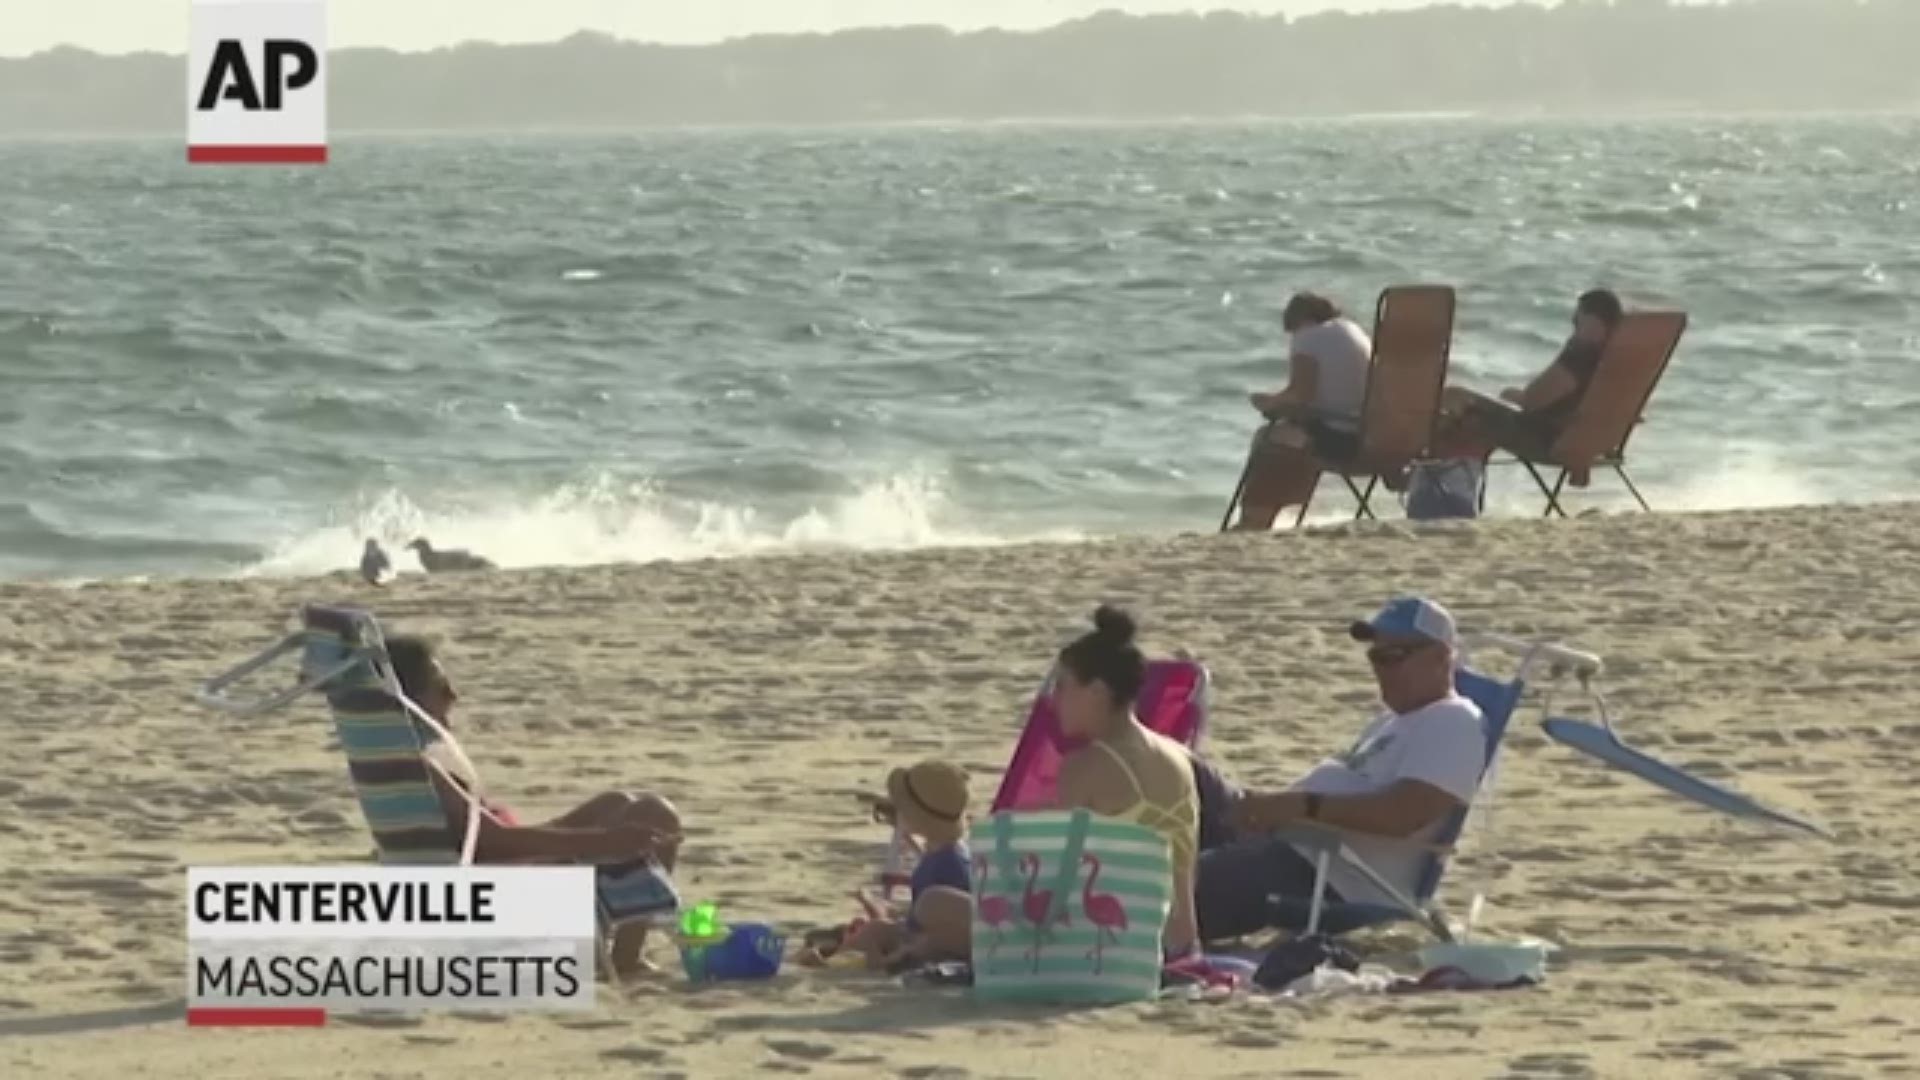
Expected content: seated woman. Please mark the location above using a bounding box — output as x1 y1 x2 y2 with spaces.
911 606 1201 963
1233 291 1374 531
1434 288 1623 472
1051 606 1202 959
385 635 682 974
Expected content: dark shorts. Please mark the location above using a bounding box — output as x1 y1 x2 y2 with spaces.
1305 419 1361 463
1194 835 1342 942
1252 415 1361 463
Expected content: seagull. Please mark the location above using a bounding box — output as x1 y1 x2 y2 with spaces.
359 538 393 586
406 537 497 573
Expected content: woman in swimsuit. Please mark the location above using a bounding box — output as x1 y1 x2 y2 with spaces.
902 607 1201 965
1053 606 1201 958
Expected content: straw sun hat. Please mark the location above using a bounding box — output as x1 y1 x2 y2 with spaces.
884 760 971 825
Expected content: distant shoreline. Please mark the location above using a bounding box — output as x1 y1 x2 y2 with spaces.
5 6 1917 137
4 106 1918 144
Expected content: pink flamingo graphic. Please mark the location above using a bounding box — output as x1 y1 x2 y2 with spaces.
1019 853 1071 971
1079 853 1128 974
973 854 1013 961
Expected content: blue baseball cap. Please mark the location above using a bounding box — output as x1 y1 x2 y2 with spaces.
1349 596 1457 646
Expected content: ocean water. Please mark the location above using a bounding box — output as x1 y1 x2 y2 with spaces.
4 116 1917 582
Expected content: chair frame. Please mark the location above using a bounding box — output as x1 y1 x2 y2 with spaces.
1253 635 1604 944
1293 285 1458 527
1497 310 1688 518
197 603 680 980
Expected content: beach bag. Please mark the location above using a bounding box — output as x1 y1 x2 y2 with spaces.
1406 458 1483 520
970 809 1170 1006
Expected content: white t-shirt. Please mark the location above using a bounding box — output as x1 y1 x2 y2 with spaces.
1290 317 1374 430
1286 694 1487 907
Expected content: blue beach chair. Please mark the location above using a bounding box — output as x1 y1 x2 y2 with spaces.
196 603 681 971
1259 636 1585 944
1263 631 1828 944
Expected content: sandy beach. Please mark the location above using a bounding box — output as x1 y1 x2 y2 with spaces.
3 502 1918 1079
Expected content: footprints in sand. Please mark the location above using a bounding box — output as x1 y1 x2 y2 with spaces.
1504 1051 1598 1077
595 1034 838 1075
601 1044 672 1065
765 1038 838 1062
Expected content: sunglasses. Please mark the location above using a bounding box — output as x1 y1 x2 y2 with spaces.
1366 641 1432 667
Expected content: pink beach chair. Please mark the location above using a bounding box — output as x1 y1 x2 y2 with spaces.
991 658 1211 813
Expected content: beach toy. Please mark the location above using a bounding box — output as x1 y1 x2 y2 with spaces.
679 917 787 982
680 902 724 943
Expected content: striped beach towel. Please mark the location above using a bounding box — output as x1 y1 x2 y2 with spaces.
970 809 1170 1005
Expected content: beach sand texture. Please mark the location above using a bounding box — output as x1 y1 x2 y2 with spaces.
3 503 1918 1078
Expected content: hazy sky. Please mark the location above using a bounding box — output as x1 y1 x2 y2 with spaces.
2 1 1468 57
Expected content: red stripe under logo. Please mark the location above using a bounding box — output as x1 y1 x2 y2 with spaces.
186 145 329 164
187 1007 328 1027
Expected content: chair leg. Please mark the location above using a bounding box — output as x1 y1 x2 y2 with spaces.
1305 849 1332 936
1291 473 1321 529
1616 463 1651 512
1520 460 1566 518
1340 474 1377 522
1219 451 1254 533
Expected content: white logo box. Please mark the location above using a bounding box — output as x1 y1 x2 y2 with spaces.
187 0 328 163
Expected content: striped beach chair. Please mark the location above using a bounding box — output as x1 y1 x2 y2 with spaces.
197 603 680 970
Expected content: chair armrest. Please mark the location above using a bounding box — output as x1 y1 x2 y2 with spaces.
1276 821 1453 855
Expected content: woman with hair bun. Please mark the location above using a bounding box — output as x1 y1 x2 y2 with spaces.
903 606 1203 962
1052 605 1201 958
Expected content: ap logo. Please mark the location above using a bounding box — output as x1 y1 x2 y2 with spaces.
187 0 328 164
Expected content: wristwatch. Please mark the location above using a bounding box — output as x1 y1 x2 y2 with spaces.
1304 793 1323 821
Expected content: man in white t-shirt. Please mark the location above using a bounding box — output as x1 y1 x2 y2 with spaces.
1193 596 1488 941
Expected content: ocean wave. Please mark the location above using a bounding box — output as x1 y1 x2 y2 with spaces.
0 500 262 578
238 471 1086 580
5 120 1920 582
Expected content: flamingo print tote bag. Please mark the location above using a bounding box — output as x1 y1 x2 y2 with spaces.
970 808 1171 1005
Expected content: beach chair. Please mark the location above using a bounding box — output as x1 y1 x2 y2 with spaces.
1292 284 1457 527
1266 629 1830 943
1539 668 1830 839
991 657 1210 813
1497 310 1687 517
195 603 681 972
1258 635 1588 943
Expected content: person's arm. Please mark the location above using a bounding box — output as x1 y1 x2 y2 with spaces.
1189 753 1244 851
1253 349 1322 416
1234 705 1485 839
1501 340 1588 412
1231 780 1462 839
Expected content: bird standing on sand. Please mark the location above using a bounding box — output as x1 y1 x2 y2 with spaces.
406 537 497 573
359 538 393 586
